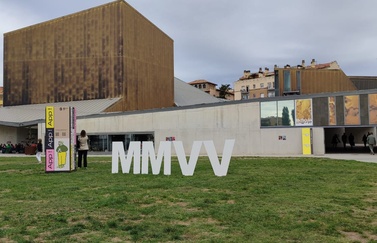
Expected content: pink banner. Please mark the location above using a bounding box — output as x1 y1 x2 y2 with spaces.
45 149 55 172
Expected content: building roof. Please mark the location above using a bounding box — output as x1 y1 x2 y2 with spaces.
0 77 222 127
349 76 377 90
0 98 121 127
174 78 222 106
188 79 217 86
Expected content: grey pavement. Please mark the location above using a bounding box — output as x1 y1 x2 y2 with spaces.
0 152 376 163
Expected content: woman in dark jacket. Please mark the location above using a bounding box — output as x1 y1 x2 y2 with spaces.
77 130 89 168
36 139 43 163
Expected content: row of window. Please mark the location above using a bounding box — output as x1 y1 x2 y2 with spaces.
241 82 274 91
194 84 206 89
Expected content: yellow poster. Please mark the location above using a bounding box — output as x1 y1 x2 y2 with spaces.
328 97 336 125
301 128 311 155
344 95 360 125
45 106 54 128
295 99 313 126
369 94 377 124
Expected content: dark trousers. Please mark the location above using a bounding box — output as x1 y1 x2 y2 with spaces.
78 150 88 168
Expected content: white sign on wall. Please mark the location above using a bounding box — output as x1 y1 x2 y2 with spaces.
112 139 235 177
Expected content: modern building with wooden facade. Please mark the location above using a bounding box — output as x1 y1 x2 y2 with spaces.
0 87 3 107
3 0 174 112
274 59 357 97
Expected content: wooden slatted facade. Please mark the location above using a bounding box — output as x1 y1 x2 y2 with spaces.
274 67 357 97
3 0 174 112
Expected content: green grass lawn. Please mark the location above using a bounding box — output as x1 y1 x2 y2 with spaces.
1 156 377 242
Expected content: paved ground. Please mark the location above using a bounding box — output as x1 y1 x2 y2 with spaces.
0 151 376 163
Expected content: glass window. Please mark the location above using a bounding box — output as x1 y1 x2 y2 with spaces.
260 83 264 88
274 70 279 96
277 100 294 126
283 70 291 92
260 93 265 98
203 84 206 88
261 101 277 126
253 84 256 89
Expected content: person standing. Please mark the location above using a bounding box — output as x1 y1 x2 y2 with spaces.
341 133 347 150
35 139 43 163
349 133 355 149
367 132 376 155
78 130 89 168
331 134 340 148
362 134 367 148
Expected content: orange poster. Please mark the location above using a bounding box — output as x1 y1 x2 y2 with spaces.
369 94 377 124
295 99 313 126
328 97 336 125
344 95 360 125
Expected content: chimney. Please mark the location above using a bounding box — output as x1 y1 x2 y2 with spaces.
243 70 250 78
259 67 263 73
311 59 316 68
264 67 269 76
302 60 305 67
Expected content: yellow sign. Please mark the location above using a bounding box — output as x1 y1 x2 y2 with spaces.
45 106 54 128
301 128 311 155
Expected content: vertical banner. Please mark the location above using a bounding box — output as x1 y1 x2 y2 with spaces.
301 128 312 155
45 106 76 172
328 97 336 125
344 95 360 125
295 99 313 126
45 107 55 172
368 94 377 124
70 107 77 171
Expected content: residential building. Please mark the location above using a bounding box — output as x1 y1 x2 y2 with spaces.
3 0 174 112
234 68 275 100
188 79 234 100
274 59 357 96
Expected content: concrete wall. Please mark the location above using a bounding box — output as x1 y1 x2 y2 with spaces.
74 102 324 156
0 126 31 145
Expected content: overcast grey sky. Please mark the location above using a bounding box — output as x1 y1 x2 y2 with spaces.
1 0 376 87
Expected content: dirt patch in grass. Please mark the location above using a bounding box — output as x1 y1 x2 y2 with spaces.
340 230 377 243
340 231 367 243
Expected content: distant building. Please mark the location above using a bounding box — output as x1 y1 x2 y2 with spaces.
234 67 275 100
235 59 359 100
274 59 357 96
188 79 234 100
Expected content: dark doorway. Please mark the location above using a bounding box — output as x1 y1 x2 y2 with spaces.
325 127 374 153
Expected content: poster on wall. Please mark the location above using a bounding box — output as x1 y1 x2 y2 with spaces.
368 94 377 124
328 97 336 125
344 95 360 125
45 106 76 172
295 99 313 126
301 128 311 155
